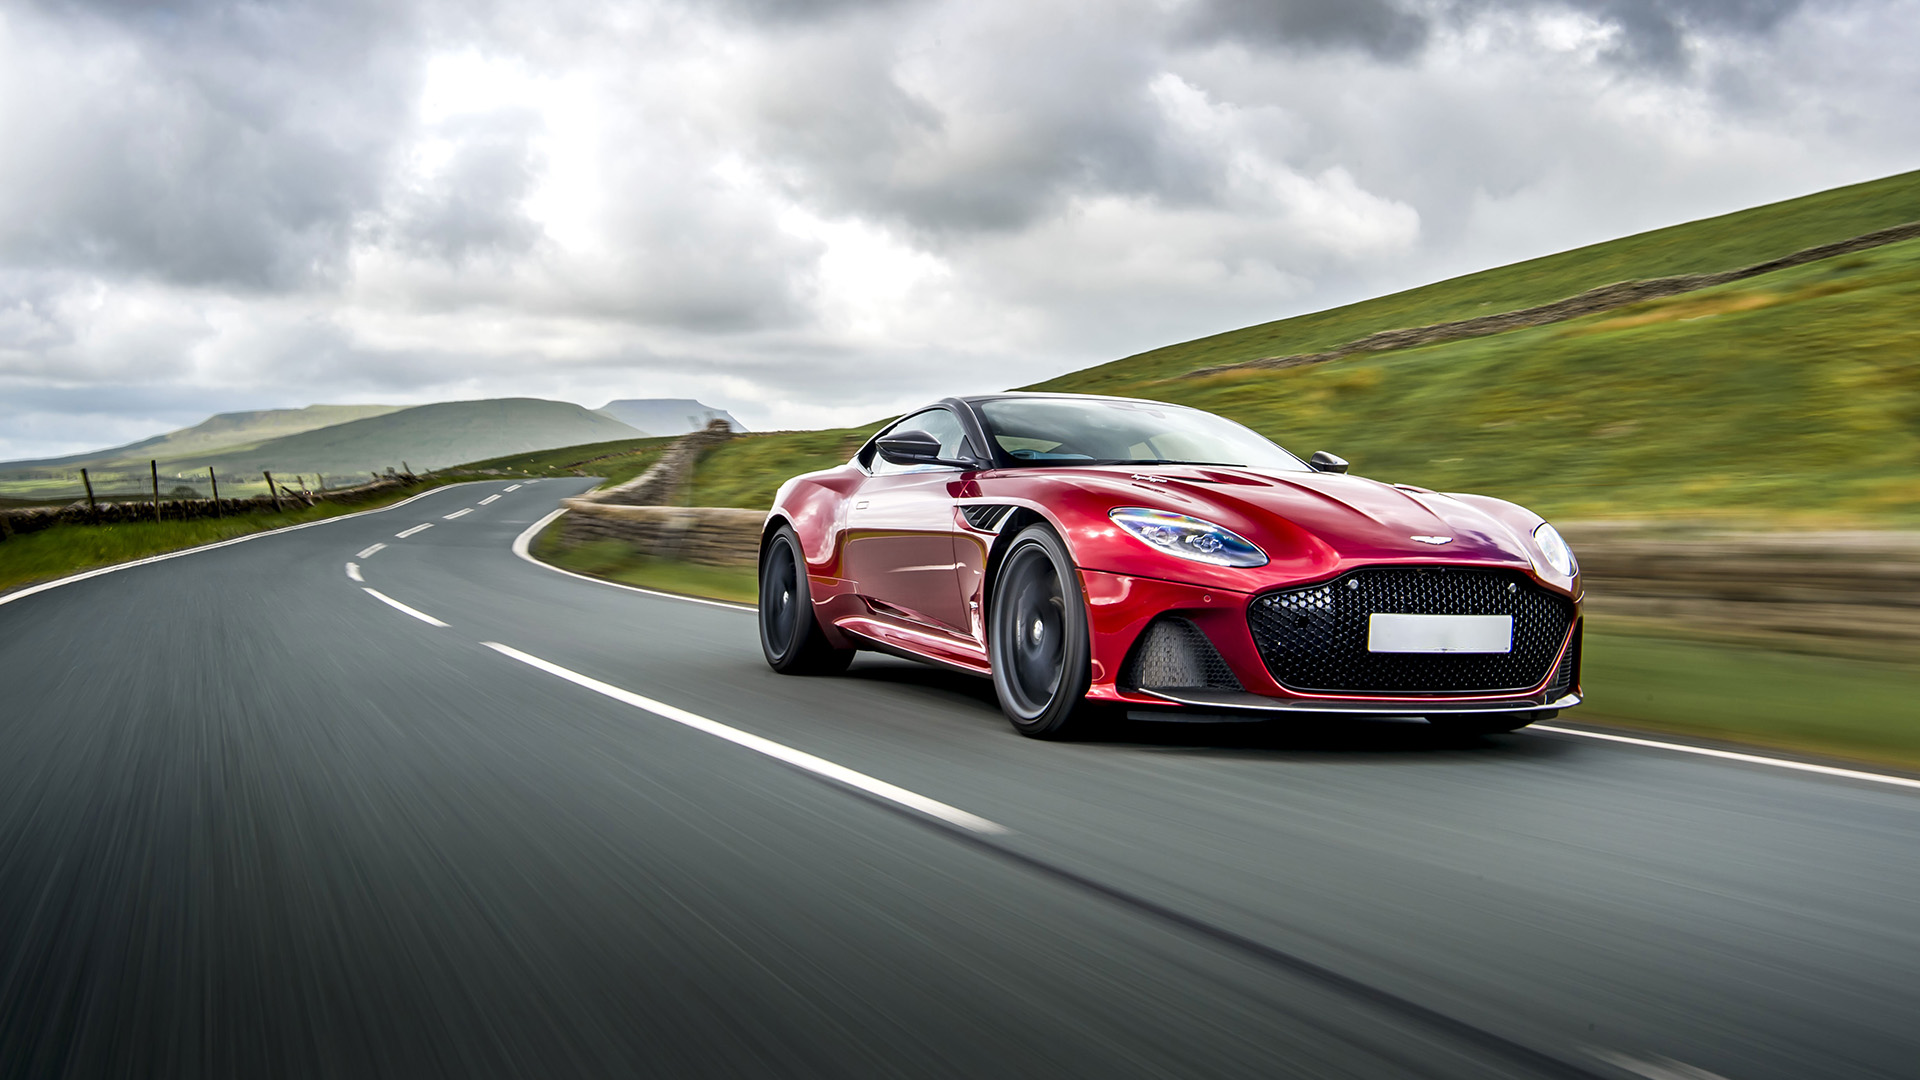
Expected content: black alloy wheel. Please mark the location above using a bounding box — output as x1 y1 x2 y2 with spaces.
759 524 854 675
989 524 1096 738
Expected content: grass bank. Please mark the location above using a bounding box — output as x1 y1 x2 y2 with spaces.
0 481 455 597
532 530 757 605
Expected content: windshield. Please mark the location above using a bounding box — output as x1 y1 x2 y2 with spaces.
976 397 1308 471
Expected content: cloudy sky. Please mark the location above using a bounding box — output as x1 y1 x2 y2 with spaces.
1 0 1916 458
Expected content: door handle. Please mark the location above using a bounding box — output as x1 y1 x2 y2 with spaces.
854 500 869 509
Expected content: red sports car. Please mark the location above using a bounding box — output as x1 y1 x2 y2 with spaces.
757 393 1582 738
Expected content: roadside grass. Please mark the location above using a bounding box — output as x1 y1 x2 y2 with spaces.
680 233 1920 526
448 436 676 488
532 532 758 605
0 481 458 597
1579 628 1920 772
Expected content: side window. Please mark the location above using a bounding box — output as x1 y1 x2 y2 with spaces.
868 408 974 475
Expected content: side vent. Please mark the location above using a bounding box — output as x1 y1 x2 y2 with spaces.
1121 618 1243 692
960 504 1017 532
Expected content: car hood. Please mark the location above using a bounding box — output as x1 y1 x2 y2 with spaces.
1027 464 1541 574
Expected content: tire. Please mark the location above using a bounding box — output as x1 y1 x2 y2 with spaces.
989 524 1098 739
759 524 855 676
1427 709 1553 735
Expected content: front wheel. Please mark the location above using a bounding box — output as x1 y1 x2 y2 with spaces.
759 524 854 675
989 524 1098 739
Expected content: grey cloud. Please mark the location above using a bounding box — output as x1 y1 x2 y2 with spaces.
385 113 546 264
1463 0 1814 72
1185 0 1431 59
0 0 421 290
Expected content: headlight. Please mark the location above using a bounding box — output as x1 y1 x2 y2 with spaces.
1532 522 1577 577
1110 508 1267 568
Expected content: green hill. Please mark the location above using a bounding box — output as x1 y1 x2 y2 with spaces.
687 168 1920 525
0 404 403 473
201 398 644 478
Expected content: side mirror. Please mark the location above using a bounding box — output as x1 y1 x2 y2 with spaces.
1308 450 1349 474
877 429 975 468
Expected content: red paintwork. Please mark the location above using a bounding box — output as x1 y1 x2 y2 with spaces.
766 430 1583 714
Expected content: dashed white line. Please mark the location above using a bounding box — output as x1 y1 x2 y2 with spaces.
345 562 363 582
1535 725 1920 792
363 588 449 627
483 642 1007 834
479 495 501 505
356 542 387 559
443 508 473 520
395 523 434 538
505 484 522 491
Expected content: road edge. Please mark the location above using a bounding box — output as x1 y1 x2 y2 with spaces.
0 482 478 609
510 507 757 613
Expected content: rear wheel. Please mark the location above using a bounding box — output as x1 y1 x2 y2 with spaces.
759 524 854 675
989 524 1098 739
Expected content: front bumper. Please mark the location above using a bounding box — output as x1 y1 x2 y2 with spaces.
1080 567 1582 716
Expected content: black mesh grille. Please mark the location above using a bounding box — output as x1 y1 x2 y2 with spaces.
1248 567 1575 694
1122 618 1242 692
1546 623 1581 698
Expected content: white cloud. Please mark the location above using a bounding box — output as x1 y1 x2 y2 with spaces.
0 0 1916 458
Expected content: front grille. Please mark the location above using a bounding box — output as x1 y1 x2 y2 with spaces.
1546 623 1581 698
1249 567 1575 694
1121 618 1242 692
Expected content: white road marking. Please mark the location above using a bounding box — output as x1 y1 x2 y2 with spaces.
443 508 473 520
505 484 521 491
0 484 474 610
1536 725 1920 792
357 542 387 559
479 495 501 505
395 523 434 538
345 562 363 582
510 508 756 612
363 588 449 627
484 642 1007 834
1589 1048 1730 1080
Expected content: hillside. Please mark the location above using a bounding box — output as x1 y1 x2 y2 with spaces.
597 399 746 435
684 169 1920 524
202 398 644 477
0 404 402 473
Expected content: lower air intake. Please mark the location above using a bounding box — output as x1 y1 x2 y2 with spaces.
1121 618 1242 692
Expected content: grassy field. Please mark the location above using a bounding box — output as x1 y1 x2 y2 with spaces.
450 435 675 487
0 481 459 596
684 170 1920 523
532 532 758 605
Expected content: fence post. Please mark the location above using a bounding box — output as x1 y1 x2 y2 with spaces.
150 460 161 523
264 471 281 512
209 467 222 518
81 468 97 512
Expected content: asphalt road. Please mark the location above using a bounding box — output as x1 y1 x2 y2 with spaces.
3 478 1917 1079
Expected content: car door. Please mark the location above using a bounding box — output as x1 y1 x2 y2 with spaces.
842 409 974 635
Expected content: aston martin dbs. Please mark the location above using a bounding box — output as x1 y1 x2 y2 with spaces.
757 393 1582 738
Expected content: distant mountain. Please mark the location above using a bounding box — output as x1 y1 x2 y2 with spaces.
0 404 402 472
197 399 644 477
597 399 746 435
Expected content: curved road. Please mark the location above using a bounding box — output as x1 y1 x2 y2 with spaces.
2 479 1916 1079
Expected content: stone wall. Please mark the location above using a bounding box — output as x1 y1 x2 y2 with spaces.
555 419 765 566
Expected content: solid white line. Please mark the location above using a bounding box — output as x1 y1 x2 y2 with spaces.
483 642 1007 834
0 484 475 609
356 542 387 559
345 562 363 582
1535 725 1920 792
509 507 756 612
479 495 501 505
505 484 522 491
363 588 449 627
443 508 473 520
395 523 434 538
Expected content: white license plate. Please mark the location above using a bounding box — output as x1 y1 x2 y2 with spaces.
1367 613 1513 654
